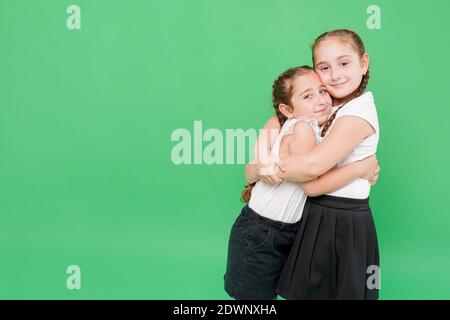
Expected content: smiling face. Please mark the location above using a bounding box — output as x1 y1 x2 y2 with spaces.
278 71 332 125
313 37 369 103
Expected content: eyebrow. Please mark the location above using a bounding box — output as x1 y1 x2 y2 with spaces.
298 85 327 96
315 55 353 66
298 88 312 96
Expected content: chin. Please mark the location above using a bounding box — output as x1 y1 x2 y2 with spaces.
332 88 352 99
318 115 328 124
338 84 361 99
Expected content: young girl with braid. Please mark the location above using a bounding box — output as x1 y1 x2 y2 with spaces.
251 29 380 299
224 65 379 300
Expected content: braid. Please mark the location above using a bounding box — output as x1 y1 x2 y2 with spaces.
354 69 370 99
271 71 290 127
320 70 370 137
320 106 341 137
241 182 255 203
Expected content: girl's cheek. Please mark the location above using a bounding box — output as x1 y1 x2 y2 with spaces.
320 74 331 86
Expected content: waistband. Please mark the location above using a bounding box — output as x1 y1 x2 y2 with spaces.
307 195 370 212
243 205 300 231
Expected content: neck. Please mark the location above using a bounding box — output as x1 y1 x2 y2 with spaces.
333 94 353 106
333 89 365 106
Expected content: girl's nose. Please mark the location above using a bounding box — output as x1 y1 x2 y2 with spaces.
318 96 326 105
331 73 342 82
315 95 326 106
329 68 341 82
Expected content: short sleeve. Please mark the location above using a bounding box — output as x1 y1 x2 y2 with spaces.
335 92 379 133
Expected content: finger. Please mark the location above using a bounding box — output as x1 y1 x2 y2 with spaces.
277 159 287 172
262 176 276 185
260 176 270 184
369 174 379 185
266 176 276 184
271 175 283 184
270 175 283 185
265 176 275 184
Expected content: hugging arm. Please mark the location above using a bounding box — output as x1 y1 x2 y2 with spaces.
245 115 281 184
278 116 375 182
300 158 377 197
287 120 377 197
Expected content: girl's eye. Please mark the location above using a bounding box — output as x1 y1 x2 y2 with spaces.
320 89 328 94
340 61 349 67
303 94 312 100
319 66 329 71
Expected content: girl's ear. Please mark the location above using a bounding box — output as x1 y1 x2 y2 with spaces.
361 52 370 75
278 103 294 119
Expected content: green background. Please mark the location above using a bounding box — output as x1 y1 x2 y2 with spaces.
1 0 449 299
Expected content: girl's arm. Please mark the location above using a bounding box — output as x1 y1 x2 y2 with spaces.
245 164 259 184
300 157 377 197
286 119 377 196
279 116 375 182
245 115 282 184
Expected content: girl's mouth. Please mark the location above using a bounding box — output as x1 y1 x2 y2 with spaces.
331 81 348 88
315 107 329 115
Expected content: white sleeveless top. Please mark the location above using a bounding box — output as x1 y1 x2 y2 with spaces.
248 116 321 224
323 91 379 199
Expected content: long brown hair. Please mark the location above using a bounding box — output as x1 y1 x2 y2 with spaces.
241 66 314 203
311 29 370 137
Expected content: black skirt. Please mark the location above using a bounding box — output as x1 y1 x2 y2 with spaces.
276 195 380 300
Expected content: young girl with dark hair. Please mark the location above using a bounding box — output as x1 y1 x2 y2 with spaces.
224 64 378 300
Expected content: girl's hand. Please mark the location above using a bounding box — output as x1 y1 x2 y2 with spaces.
257 154 283 185
359 155 379 183
368 165 380 186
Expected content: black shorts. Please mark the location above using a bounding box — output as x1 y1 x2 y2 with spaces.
224 205 300 300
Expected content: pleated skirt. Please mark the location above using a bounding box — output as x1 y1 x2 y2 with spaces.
276 195 380 300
